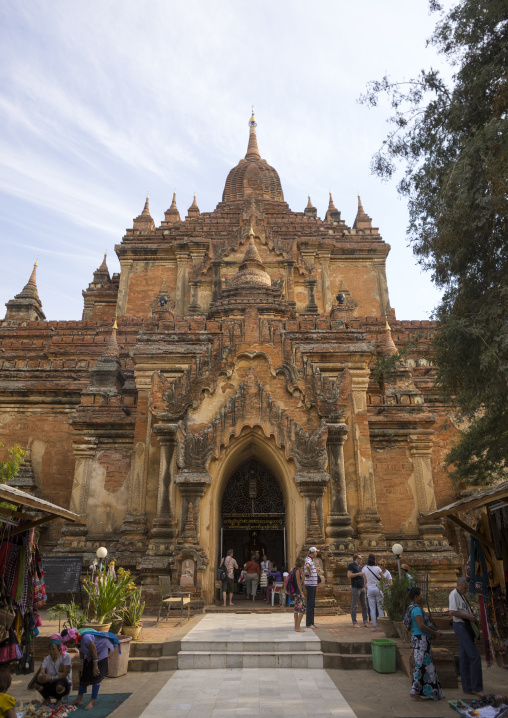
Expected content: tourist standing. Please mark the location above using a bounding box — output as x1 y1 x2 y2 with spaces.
379 559 393 585
362 554 384 631
261 554 271 575
347 553 369 628
292 557 306 633
405 586 444 702
449 577 485 696
304 547 318 629
244 553 261 602
220 548 238 607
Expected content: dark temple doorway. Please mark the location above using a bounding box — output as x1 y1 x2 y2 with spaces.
220 459 286 573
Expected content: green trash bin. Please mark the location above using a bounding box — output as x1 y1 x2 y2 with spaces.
371 638 397 673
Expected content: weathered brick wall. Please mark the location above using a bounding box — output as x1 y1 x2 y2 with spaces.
126 265 178 316
372 444 417 532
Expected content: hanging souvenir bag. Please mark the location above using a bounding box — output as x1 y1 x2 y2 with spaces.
33 577 47 609
0 595 16 637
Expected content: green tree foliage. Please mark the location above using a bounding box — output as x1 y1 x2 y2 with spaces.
360 1 508 486
0 443 26 484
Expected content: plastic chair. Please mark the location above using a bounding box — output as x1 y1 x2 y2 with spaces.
271 582 284 606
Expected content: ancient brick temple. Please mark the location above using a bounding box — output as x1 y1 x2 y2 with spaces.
0 113 461 604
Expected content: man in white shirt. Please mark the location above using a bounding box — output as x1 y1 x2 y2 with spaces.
304 547 318 629
449 577 484 696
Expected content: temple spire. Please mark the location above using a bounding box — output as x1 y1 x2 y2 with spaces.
325 192 341 222
98 252 108 274
142 195 150 216
103 318 119 358
304 195 317 219
353 194 373 230
164 191 181 224
3 260 46 322
26 260 38 290
245 109 261 160
377 318 398 357
187 193 200 219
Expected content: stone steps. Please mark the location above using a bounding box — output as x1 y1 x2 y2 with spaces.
177 650 324 669
180 640 319 653
128 655 178 672
323 652 372 670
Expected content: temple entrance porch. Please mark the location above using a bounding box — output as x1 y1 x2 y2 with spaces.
217 458 287 602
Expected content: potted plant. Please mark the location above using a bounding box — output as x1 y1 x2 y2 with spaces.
48 597 86 631
380 574 411 640
83 564 136 631
121 587 145 640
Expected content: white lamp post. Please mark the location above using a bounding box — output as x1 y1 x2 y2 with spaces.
96 546 107 572
392 543 403 578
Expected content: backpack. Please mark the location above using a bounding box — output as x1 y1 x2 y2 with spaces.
286 569 297 595
218 558 228 581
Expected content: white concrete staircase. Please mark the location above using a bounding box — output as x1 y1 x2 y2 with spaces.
177 613 324 669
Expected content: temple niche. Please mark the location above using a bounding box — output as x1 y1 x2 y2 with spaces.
0 112 461 607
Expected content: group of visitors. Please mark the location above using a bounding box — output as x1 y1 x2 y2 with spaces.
347 552 393 630
348 552 486 703
219 546 321 632
219 550 284 605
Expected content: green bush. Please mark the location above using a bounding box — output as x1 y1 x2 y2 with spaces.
380 574 411 621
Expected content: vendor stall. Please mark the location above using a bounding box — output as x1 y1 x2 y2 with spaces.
0 484 85 674
423 481 508 668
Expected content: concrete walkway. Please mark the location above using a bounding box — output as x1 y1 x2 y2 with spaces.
139 613 357 717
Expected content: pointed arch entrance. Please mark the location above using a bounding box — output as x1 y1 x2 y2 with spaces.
220 458 286 570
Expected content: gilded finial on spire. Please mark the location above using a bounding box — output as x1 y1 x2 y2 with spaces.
249 222 255 236
385 318 391 331
245 109 260 160
113 318 118 330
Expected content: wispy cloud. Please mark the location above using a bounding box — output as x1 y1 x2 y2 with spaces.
0 0 450 320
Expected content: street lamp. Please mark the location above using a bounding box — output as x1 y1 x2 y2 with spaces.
96 546 107 572
392 543 403 578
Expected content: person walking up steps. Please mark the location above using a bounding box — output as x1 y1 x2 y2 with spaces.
304 547 318 628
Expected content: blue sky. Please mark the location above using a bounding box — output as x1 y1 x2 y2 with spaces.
0 0 453 321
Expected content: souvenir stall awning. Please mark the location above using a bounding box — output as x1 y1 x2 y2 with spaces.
422 480 508 551
0 484 86 535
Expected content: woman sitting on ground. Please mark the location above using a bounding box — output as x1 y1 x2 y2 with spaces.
405 586 444 702
264 564 282 602
35 637 73 706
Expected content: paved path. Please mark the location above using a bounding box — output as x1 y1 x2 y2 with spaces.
139 668 356 718
139 613 357 717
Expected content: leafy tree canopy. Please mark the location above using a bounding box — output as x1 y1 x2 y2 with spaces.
0 443 26 484
360 0 508 486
